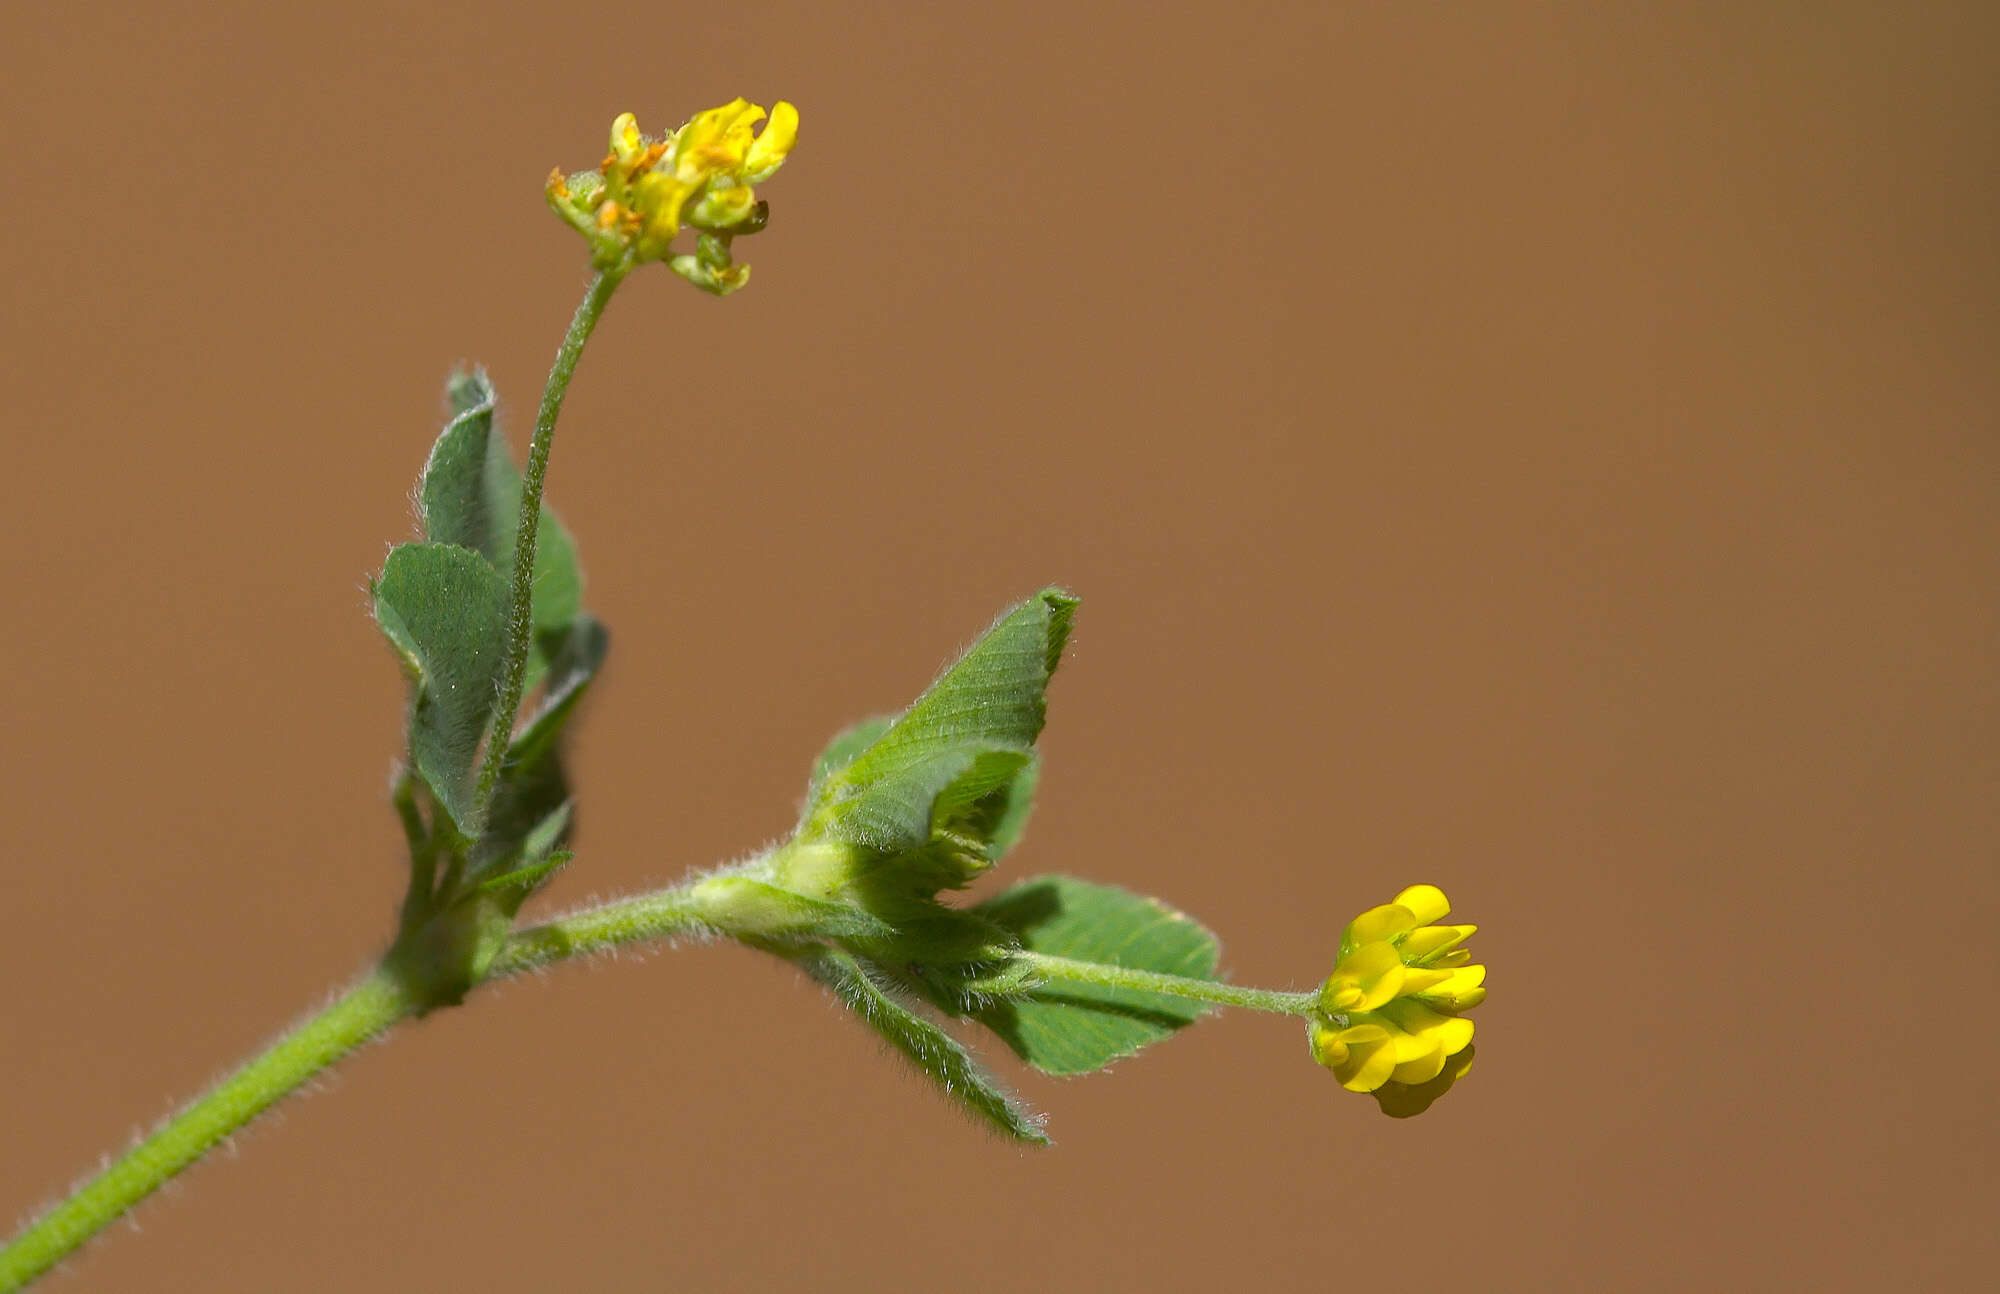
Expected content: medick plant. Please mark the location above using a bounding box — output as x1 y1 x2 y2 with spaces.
1 98 1488 1290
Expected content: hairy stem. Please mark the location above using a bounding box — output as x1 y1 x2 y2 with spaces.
0 972 416 1292
473 268 627 818
0 875 715 1287
1 879 1305 1287
487 884 713 977
1018 951 1320 1016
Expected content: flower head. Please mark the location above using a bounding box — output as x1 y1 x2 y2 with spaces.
1308 884 1486 1117
546 99 799 292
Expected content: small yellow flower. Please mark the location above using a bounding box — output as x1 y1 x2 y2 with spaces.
546 98 799 290
1309 884 1486 1116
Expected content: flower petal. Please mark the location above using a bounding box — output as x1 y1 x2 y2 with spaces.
1393 884 1451 925
1379 998 1476 1057
1401 923 1475 966
1308 1021 1349 1068
1413 964 1486 1011
742 100 799 182
1341 903 1416 959
1387 1022 1444 1072
610 112 645 166
673 98 765 183
1320 941 1406 1013
1400 967 1453 995
1332 1027 1398 1092
1391 1043 1450 1085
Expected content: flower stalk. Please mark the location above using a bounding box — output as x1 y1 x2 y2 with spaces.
1017 952 1319 1016
471 265 625 817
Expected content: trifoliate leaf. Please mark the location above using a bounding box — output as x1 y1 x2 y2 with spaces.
973 876 1221 1075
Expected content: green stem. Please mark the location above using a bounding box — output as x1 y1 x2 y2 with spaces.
0 880 1306 1288
1017 951 1320 1016
0 879 704 1289
472 267 627 817
487 883 712 977
0 971 416 1292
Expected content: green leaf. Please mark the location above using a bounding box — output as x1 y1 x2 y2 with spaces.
844 903 1018 973
824 742 1032 855
419 368 584 682
804 715 894 801
973 877 1221 1076
844 906 1025 1016
470 616 605 881
794 946 1049 1145
950 753 1039 862
508 614 608 766
446 368 489 415
470 848 572 902
374 542 510 835
519 801 573 864
805 590 1075 856
475 752 567 872
418 371 509 563
829 589 1074 798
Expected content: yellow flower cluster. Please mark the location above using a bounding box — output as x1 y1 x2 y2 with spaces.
1309 884 1485 1117
546 98 799 293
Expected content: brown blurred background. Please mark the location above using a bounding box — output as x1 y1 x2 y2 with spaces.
3 2 1995 1289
